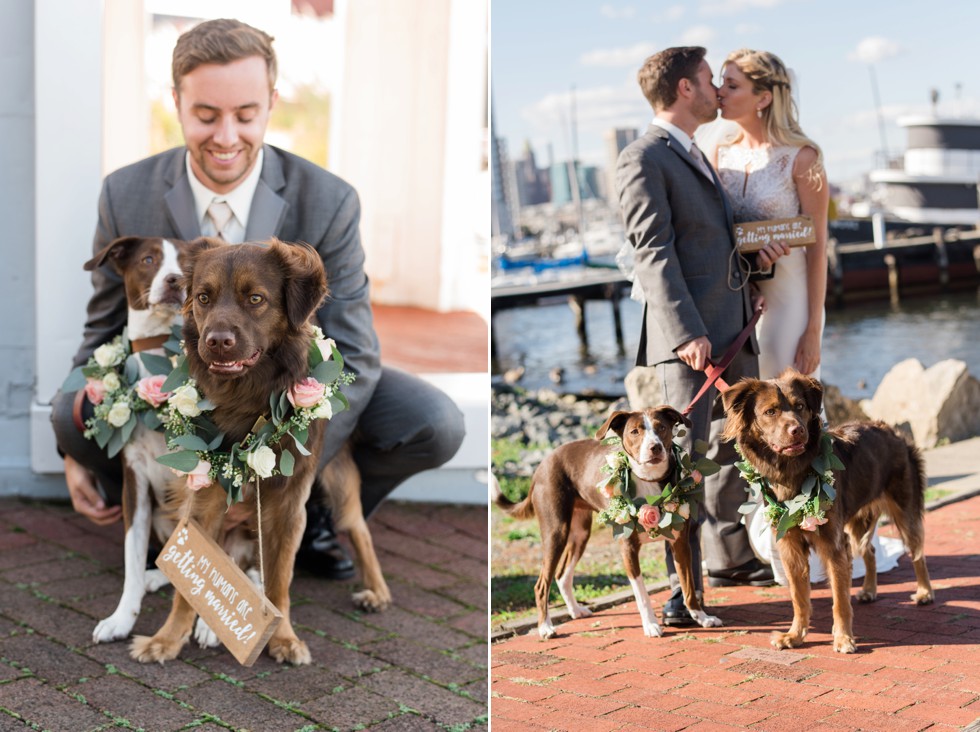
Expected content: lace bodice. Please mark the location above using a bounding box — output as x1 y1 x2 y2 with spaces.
716 145 802 222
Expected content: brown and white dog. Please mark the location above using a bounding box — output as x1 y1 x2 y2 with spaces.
85 236 192 643
492 406 722 639
721 369 934 654
130 238 390 665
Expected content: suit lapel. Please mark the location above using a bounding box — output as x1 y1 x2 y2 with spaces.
246 146 289 240
163 151 200 240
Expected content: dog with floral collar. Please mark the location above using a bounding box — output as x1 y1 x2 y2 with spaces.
493 406 722 639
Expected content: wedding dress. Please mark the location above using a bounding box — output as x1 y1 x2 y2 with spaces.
715 143 904 585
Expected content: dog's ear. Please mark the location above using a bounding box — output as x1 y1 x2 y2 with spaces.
720 378 757 443
270 239 329 331
595 411 632 440
84 236 145 274
653 405 692 431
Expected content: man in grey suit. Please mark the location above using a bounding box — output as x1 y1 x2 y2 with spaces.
51 18 465 577
616 46 773 625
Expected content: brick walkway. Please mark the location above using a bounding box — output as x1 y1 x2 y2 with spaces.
0 498 488 731
491 494 980 731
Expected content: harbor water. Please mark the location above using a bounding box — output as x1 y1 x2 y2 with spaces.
491 290 980 400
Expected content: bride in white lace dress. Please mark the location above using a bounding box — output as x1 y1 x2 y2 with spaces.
713 49 827 381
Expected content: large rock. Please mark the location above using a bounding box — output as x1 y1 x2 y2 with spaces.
823 383 868 425
625 366 662 409
863 358 980 447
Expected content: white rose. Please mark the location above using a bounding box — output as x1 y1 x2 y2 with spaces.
106 400 131 427
94 342 125 368
170 384 201 417
311 400 333 420
316 337 337 362
102 371 122 392
246 445 277 479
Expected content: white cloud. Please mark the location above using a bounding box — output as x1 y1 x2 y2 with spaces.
581 42 657 68
849 36 903 64
734 22 761 34
678 24 716 46
656 5 686 22
600 4 636 20
699 0 786 16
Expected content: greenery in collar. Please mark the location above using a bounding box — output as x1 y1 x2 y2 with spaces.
735 431 844 540
62 327 185 458
595 433 719 541
65 324 354 506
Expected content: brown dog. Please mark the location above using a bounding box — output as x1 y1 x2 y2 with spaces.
721 368 934 654
492 406 722 639
130 238 390 665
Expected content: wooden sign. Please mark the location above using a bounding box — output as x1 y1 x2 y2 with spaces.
735 215 816 252
156 518 281 666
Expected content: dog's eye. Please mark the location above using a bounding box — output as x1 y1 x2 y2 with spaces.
197 293 209 305
764 408 777 416
249 294 264 305
795 402 805 411
142 255 154 265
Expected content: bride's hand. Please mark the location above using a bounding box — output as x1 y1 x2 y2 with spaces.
756 240 790 269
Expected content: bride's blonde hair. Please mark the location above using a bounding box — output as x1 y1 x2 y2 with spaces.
724 48 824 188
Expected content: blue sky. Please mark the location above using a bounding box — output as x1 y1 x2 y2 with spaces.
492 0 980 186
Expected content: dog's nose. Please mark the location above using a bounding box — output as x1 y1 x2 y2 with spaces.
165 274 180 289
205 330 236 353
788 423 803 437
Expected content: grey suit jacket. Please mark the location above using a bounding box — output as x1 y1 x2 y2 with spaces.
71 144 380 464
616 125 756 367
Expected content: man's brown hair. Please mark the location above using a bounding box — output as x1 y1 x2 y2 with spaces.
172 18 277 93
637 46 706 111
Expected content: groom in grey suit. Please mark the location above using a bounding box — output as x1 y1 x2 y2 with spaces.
51 19 464 576
616 46 773 624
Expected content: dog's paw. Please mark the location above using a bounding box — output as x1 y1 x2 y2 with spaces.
352 588 391 613
567 605 593 620
770 630 804 650
143 569 170 593
833 634 857 654
642 621 663 638
93 615 135 644
537 620 557 640
268 636 311 665
693 611 723 628
855 589 877 603
130 634 184 664
193 618 220 648
911 588 934 605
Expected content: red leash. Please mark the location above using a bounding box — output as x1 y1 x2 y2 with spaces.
682 305 763 416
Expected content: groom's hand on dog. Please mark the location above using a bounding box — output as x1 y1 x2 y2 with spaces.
64 455 122 526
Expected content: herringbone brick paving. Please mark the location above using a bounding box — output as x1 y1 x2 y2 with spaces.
491 494 980 731
0 498 488 731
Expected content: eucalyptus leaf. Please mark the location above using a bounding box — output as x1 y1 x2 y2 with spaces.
775 510 796 540
161 359 189 392
328 396 346 416
139 352 173 376
308 341 324 367
279 448 295 477
156 450 202 472
829 454 845 471
822 482 836 500
141 409 162 430
695 457 721 476
120 414 138 445
737 501 757 515
291 432 312 456
172 434 210 451
95 421 112 449
123 355 140 385
107 429 125 459
62 367 87 392
800 474 818 497
312 359 342 385
693 439 710 456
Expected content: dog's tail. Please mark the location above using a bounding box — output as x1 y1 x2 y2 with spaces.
490 473 535 521
905 439 929 562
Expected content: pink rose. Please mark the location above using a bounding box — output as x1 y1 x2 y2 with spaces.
637 504 661 530
288 377 326 408
185 460 212 491
136 374 172 407
84 378 106 405
799 514 828 532
662 500 679 514
691 469 703 484
599 482 617 499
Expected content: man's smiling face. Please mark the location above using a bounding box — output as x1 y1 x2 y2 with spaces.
174 55 277 194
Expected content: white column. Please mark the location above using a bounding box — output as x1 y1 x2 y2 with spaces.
31 0 105 473
333 0 486 312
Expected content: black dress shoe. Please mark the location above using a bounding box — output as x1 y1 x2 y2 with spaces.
661 592 697 627
296 501 356 580
707 558 775 587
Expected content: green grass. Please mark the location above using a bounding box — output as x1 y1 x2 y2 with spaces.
924 487 952 504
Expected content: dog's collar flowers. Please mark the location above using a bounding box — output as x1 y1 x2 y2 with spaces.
62 328 185 458
595 433 719 541
735 431 844 540
156 324 355 505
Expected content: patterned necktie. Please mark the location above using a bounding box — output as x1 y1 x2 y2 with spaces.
206 200 234 240
690 142 714 180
